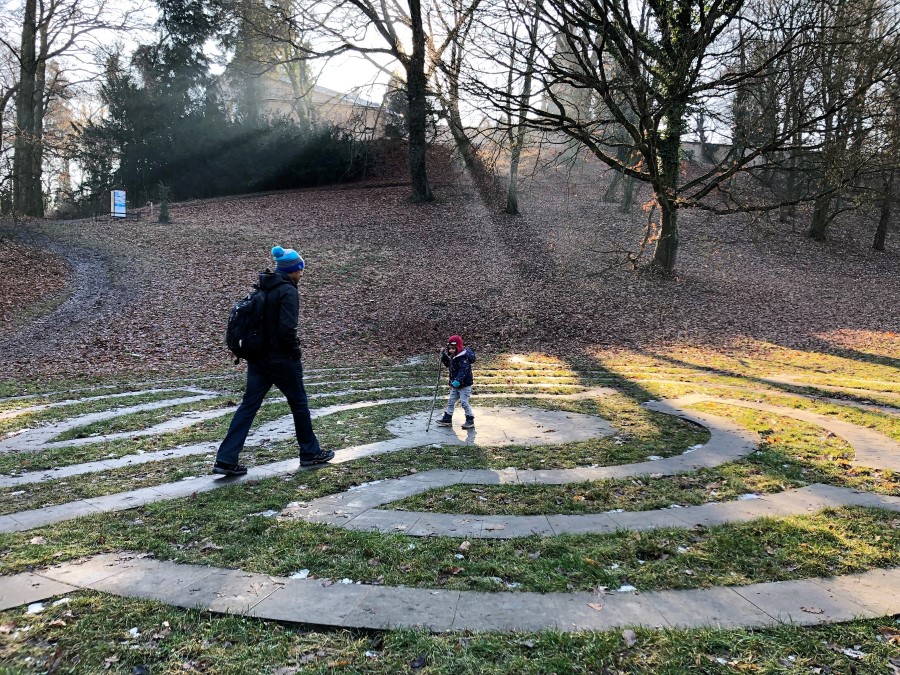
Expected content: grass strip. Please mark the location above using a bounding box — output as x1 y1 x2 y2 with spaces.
2 593 900 673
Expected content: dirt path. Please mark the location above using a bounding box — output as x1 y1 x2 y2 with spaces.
0 227 134 368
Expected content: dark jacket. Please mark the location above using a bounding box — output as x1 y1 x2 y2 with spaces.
258 270 303 360
441 348 476 387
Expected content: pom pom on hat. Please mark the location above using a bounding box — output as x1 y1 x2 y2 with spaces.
272 245 305 273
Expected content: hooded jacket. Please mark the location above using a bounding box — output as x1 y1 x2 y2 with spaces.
441 346 476 387
257 270 303 360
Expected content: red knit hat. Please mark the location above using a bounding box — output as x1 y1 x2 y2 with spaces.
447 335 463 352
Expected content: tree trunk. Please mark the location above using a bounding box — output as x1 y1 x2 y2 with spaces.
29 21 48 216
808 192 831 240
780 156 797 222
602 170 621 202
506 143 522 214
621 174 636 213
406 0 433 203
13 0 40 216
873 169 894 251
652 194 679 272
0 87 17 202
505 0 542 215
447 97 477 172
651 111 683 273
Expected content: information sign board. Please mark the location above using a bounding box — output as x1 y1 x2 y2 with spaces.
111 190 126 218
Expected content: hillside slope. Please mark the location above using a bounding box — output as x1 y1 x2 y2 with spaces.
1 156 897 381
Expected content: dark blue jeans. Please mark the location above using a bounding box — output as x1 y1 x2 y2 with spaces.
216 357 321 464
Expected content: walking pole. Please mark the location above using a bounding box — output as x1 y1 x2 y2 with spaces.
425 351 444 432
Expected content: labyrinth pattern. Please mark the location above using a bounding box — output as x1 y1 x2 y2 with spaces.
2 360 899 632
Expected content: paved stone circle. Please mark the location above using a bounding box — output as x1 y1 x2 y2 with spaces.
1 365 898 634
387 406 616 446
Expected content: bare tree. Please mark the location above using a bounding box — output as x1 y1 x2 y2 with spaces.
0 48 18 211
427 0 482 173
501 0 542 214
220 0 314 127
4 0 147 216
805 0 893 240
267 0 440 201
872 76 900 251
11 0 39 215
464 0 899 272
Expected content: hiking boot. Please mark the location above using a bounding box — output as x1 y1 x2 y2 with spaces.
436 412 453 426
300 450 336 467
212 461 248 477
462 416 475 430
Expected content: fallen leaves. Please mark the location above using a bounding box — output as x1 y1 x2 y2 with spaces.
4 156 898 380
45 648 66 675
0 240 67 331
877 625 900 644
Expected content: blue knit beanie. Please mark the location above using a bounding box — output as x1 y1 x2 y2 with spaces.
272 245 304 273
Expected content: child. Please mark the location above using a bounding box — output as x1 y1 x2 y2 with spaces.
437 335 476 429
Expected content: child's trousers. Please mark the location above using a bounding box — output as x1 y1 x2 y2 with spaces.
445 385 473 417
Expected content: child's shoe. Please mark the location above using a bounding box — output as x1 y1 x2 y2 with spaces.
462 416 475 429
437 412 453 426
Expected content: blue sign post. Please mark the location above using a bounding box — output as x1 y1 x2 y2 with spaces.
111 190 126 218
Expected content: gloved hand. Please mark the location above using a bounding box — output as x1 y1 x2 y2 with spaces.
451 380 461 388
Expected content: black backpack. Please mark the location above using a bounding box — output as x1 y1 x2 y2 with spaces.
226 285 268 363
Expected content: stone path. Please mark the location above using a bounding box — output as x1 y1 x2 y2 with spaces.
764 374 900 398
660 394 900 472
0 392 220 454
4 553 900 632
0 387 217 421
279 480 900 538
0 403 619 533
761 375 900 415
1 367 898 634
0 388 615 488
0 395 431 489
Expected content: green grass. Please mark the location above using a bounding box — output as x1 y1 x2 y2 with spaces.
2 348 900 671
0 371 238 401
467 394 709 469
3 592 900 674
0 361 430 404
389 470 796 516
0 400 428 515
0 387 430 475
392 404 899 516
48 396 235 442
0 390 207 436
0 397 702 515
2 449 899 594
589 342 900 389
0 389 212 435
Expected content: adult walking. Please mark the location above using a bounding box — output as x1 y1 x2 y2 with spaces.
213 245 334 476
